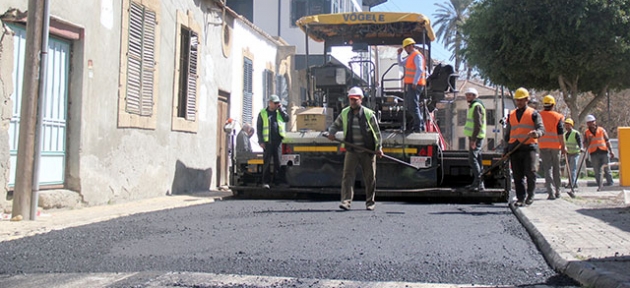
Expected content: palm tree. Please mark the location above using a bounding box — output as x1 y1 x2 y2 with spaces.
433 0 474 75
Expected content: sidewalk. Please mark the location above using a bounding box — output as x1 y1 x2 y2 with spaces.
514 180 630 288
0 191 232 242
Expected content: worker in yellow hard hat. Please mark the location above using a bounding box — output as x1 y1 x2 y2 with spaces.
539 95 566 200
505 87 545 206
563 118 582 189
397 37 426 132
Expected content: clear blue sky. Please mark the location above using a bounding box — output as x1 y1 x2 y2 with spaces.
371 0 453 64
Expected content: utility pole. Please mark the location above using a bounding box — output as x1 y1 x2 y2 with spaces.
12 0 44 220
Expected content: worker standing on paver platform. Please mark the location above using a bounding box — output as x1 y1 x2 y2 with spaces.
563 118 582 190
583 114 615 188
539 95 566 200
397 37 426 132
504 88 545 206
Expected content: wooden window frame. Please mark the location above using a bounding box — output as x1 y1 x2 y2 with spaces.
172 10 201 133
118 0 161 129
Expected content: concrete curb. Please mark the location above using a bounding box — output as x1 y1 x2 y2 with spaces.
510 203 630 288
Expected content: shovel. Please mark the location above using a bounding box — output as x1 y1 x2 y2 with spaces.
322 133 421 170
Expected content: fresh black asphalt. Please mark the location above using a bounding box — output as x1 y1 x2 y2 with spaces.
0 199 578 287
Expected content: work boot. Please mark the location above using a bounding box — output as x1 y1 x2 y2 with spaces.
525 195 534 205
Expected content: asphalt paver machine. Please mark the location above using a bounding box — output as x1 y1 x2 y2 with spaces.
229 12 509 202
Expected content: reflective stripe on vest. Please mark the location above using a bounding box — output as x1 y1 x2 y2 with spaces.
508 107 537 145
260 108 286 142
341 106 378 150
463 100 486 138
565 129 580 154
585 126 607 153
403 50 426 86
539 110 563 149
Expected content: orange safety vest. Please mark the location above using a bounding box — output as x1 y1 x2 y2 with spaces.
508 107 537 145
585 126 608 154
403 50 426 86
538 111 563 149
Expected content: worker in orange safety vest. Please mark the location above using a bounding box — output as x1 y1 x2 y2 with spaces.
504 88 545 207
539 95 566 200
397 37 426 133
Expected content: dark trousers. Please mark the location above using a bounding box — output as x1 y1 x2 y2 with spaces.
468 138 484 187
404 84 425 132
262 142 282 184
510 149 538 201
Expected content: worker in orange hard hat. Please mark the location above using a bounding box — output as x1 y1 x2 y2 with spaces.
397 37 426 133
539 95 566 200
583 114 615 189
504 88 545 207
327 87 383 211
563 118 582 190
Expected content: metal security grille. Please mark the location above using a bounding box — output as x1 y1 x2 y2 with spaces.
243 57 253 124
126 1 156 116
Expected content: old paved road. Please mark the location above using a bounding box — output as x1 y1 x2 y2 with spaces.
0 199 579 287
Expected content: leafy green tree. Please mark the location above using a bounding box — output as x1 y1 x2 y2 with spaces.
433 0 474 74
462 0 630 126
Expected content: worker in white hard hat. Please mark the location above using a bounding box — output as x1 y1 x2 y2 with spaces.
539 95 566 200
504 88 545 206
463 88 486 192
327 87 383 211
397 37 426 132
563 118 582 189
583 114 615 188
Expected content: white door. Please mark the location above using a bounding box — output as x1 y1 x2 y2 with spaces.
9 25 69 186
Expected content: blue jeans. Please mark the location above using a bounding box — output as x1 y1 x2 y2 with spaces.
468 138 484 187
404 84 424 132
566 153 580 187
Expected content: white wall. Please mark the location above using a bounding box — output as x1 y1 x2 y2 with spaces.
230 20 285 153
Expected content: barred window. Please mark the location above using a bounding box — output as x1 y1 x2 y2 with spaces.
243 57 253 123
457 109 467 126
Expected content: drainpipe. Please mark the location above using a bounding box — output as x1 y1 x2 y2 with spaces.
30 0 50 220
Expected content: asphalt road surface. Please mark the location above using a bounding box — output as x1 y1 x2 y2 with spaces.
0 199 578 287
